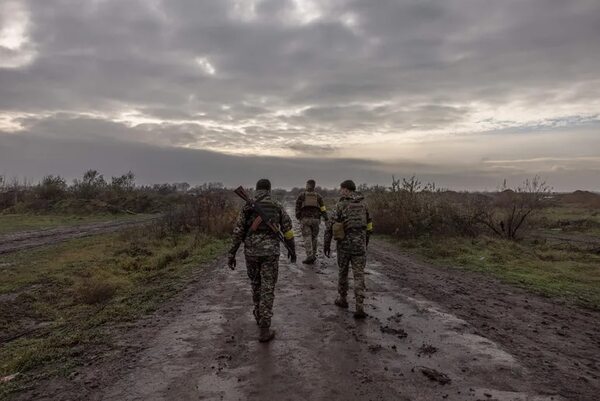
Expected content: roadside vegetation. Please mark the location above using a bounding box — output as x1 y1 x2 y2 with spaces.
0 213 149 236
0 188 237 399
365 176 600 309
0 171 233 235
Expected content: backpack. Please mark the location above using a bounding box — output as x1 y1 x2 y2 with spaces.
302 191 319 209
246 199 280 232
343 201 367 230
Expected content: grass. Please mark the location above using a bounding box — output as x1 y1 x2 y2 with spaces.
391 235 600 310
0 213 151 236
536 206 600 235
0 230 227 399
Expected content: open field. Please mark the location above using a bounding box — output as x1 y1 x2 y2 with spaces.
388 235 600 310
2 206 598 401
0 213 152 236
1 182 599 400
0 230 227 399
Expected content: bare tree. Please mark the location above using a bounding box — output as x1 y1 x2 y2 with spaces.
477 176 552 240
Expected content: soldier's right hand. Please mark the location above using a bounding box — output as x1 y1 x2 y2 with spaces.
324 246 331 258
227 255 236 270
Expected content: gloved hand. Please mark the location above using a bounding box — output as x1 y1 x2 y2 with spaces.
288 250 297 263
227 254 236 270
324 245 331 258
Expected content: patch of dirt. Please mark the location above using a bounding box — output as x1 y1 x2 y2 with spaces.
417 343 438 357
0 216 159 255
379 325 408 338
419 367 451 385
370 240 600 401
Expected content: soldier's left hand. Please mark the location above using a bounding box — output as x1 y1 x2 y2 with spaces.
288 251 297 263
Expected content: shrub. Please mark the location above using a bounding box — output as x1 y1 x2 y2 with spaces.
367 176 480 238
35 175 67 201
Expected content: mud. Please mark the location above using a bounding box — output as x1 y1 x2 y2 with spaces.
0 216 158 255
10 205 600 401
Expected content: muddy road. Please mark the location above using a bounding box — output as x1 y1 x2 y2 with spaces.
16 207 600 401
0 216 159 255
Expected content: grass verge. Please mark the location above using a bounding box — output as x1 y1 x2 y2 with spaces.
0 229 227 399
386 235 600 310
0 214 151 236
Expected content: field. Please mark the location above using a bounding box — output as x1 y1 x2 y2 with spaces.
0 213 149 236
1 176 599 400
0 229 227 398
392 234 600 309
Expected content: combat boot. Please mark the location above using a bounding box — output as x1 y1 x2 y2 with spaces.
258 327 275 342
252 308 260 325
334 296 348 308
354 304 366 319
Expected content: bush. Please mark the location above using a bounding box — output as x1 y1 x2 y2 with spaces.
150 190 237 239
367 176 480 238
35 175 67 201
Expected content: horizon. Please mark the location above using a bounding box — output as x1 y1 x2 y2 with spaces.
1 0 599 191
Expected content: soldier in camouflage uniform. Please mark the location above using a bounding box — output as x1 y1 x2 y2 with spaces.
295 179 328 264
228 179 296 342
324 180 373 319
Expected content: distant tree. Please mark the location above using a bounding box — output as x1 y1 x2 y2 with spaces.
476 176 552 240
174 182 191 192
72 170 107 199
111 171 136 192
35 175 67 201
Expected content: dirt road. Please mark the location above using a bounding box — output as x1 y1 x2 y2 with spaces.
14 208 599 401
0 216 158 255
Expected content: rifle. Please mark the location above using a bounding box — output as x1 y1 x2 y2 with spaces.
233 186 296 260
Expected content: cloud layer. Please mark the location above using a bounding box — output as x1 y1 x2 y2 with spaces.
1 0 599 189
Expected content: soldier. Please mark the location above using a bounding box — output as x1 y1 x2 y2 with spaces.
295 179 328 264
324 180 373 319
228 179 296 342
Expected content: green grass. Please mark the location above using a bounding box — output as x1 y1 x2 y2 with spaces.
536 206 600 235
0 213 150 236
390 235 600 310
0 230 227 399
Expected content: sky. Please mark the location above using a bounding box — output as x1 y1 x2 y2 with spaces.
0 0 599 190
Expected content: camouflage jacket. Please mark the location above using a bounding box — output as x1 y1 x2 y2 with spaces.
295 190 328 220
324 192 373 256
229 190 294 257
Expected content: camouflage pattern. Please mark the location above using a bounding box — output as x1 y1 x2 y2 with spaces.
337 252 366 305
228 189 294 328
300 218 320 259
229 190 294 258
295 190 328 220
246 255 279 328
324 191 373 306
296 190 327 259
324 192 373 256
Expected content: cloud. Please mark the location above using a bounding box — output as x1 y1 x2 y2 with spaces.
0 0 599 188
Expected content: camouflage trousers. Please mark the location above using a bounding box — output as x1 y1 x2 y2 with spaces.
245 255 279 328
300 218 320 259
337 251 366 306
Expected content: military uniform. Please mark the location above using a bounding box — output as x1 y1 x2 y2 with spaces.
324 192 373 313
295 190 328 261
229 189 295 329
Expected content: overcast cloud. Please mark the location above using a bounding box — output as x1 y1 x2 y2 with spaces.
1 0 599 190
